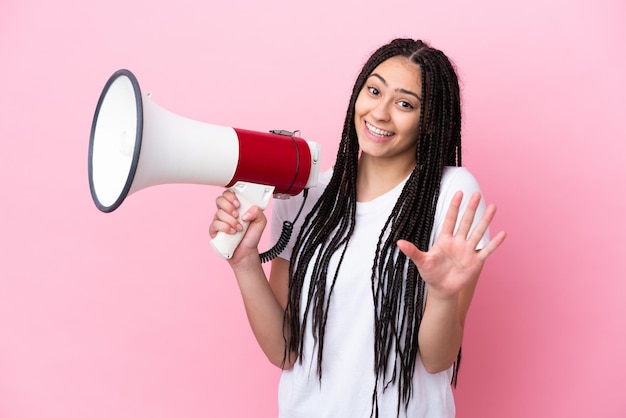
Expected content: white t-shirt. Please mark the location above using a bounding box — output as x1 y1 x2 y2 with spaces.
270 167 489 418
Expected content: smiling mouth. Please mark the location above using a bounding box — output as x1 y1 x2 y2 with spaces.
365 121 394 138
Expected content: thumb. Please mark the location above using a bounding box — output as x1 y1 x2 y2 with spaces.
397 239 425 265
240 206 267 245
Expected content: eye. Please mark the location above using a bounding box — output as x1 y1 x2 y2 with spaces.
398 100 414 110
367 86 380 96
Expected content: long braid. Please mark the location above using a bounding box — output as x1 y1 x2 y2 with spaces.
285 39 463 414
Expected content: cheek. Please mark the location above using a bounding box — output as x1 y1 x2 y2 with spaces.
354 93 367 118
398 113 421 137
411 119 421 137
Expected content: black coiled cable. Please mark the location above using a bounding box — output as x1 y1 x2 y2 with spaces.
259 188 309 264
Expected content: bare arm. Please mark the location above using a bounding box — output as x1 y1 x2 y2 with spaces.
209 191 294 369
397 191 506 373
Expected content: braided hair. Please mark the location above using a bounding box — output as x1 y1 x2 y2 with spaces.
285 38 463 414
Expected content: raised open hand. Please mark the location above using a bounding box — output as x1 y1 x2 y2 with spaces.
397 191 506 300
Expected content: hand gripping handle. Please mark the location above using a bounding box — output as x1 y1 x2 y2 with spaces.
210 182 275 259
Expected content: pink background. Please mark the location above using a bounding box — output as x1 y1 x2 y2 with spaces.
1 0 625 417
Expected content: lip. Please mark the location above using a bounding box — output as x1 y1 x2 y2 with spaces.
362 120 395 143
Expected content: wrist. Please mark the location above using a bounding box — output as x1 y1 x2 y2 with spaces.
426 286 460 304
229 251 262 274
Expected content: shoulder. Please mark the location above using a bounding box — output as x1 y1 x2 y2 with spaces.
280 167 332 203
317 167 333 188
274 167 332 215
270 167 333 259
440 166 481 194
437 166 484 213
430 166 489 246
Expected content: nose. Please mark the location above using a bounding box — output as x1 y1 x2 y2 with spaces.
371 99 391 122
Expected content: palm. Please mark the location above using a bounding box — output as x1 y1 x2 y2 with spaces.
397 191 506 299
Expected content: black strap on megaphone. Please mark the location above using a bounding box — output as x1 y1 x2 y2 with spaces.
259 188 309 264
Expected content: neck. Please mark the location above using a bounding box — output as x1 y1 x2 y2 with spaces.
356 156 415 202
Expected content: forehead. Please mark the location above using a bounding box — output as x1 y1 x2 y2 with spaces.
369 56 422 92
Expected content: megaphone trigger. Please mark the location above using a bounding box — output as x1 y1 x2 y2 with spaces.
210 182 275 259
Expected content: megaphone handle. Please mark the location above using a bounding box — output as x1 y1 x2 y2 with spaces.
210 182 275 259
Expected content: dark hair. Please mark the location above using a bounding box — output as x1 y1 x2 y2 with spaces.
285 38 462 414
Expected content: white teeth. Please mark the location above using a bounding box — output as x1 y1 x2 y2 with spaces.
366 121 393 137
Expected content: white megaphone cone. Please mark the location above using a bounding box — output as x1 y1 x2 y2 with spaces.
88 69 321 259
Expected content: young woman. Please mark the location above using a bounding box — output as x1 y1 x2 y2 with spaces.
209 38 506 418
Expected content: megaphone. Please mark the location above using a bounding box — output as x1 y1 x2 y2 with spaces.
88 69 321 259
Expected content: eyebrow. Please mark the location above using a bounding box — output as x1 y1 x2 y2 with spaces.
369 73 422 101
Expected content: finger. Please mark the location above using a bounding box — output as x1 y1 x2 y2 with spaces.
241 205 262 223
477 230 507 260
241 206 268 229
222 190 240 208
216 195 241 219
440 191 463 237
210 202 244 237
397 239 425 266
466 202 497 249
238 206 268 249
209 217 240 238
455 192 481 240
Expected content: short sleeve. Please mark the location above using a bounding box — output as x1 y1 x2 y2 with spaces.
269 168 332 261
270 196 297 260
430 167 490 250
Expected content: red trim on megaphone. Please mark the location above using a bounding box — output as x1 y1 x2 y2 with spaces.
228 129 312 196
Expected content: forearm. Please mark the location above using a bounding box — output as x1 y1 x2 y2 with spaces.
417 292 464 374
231 256 294 369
